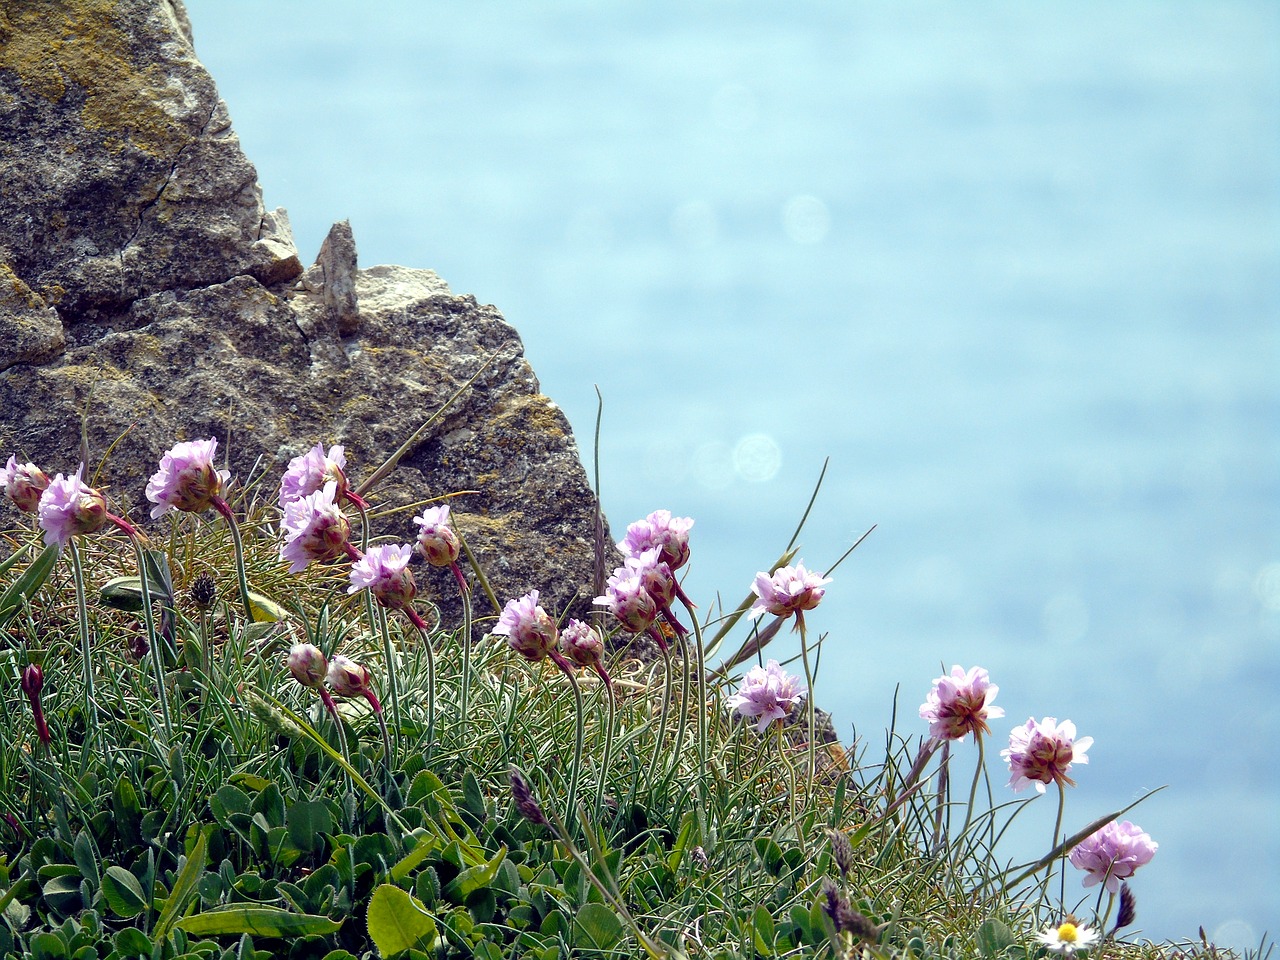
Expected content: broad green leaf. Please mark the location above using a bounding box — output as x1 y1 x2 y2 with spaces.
101 865 148 919
113 927 153 957
176 905 342 937
441 846 507 904
287 800 334 853
366 884 436 957
752 904 776 957
977 918 1016 958
574 902 624 950
154 826 209 940
389 833 441 884
72 830 100 889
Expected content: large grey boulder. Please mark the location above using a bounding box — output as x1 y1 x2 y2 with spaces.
0 0 609 623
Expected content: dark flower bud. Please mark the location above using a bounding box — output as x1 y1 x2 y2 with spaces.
190 572 217 610
509 765 548 827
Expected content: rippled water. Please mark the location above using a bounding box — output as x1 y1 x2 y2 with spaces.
186 0 1279 947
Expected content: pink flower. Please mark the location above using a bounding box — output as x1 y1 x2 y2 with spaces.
627 548 677 607
2 456 50 513
279 443 351 508
146 438 230 519
413 505 461 567
327 654 372 697
1002 717 1093 793
560 618 604 668
920 665 1005 742
493 590 559 662
748 562 831 621
279 481 354 573
618 509 694 570
1069 820 1158 893
727 659 805 732
287 643 328 688
348 543 417 611
593 569 658 634
37 466 109 549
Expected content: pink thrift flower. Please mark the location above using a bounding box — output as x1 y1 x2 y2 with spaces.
1002 717 1093 793
413 505 461 567
920 665 1005 742
727 659 805 733
493 590 559 662
280 443 350 508
627 548 677 607
561 618 604 668
37 466 109 549
2 456 50 513
593 568 658 633
1069 820 1158 893
348 543 418 611
618 509 694 570
287 643 328 688
146 438 229 519
279 481 353 573
327 655 373 697
748 561 831 620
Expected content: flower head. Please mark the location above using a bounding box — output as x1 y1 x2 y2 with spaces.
727 659 805 732
413 505 461 567
146 438 229 519
618 509 694 570
280 481 353 573
2 456 50 513
37 465 108 549
493 590 559 662
348 543 417 611
1037 920 1099 956
287 643 328 688
594 568 658 634
627 548 677 607
280 443 350 508
326 654 374 698
1002 717 1093 793
1069 820 1158 893
748 561 831 621
560 618 604 668
920 665 1005 741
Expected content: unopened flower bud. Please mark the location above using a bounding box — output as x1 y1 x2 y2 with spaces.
287 643 328 688
326 654 373 698
2 456 50 513
493 591 559 662
20 663 51 746
508 765 548 827
413 505 462 567
560 619 604 668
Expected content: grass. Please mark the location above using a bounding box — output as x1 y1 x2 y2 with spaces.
0 447 1269 960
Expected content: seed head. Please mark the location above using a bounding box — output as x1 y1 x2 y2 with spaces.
190 572 217 610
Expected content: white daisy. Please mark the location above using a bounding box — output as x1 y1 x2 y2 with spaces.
1037 921 1100 955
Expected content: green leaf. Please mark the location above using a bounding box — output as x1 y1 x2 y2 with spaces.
154 826 210 940
286 801 334 854
752 904 776 956
113 927 153 957
0 542 58 626
71 830 100 890
366 884 437 957
977 918 1016 958
176 906 342 938
389 833 440 884
101 865 148 919
441 846 507 904
574 902 624 951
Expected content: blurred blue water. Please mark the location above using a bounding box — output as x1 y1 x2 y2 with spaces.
185 1 1279 948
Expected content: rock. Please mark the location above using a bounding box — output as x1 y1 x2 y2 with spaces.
0 0 612 625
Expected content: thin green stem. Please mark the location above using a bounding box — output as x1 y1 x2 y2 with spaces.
376 608 401 767
667 628 691 788
459 579 473 732
645 646 675 795
797 613 817 790
678 593 709 783
1043 781 1068 900
68 541 97 747
960 733 986 840
594 681 617 817
774 720 809 861
552 653 585 836
404 606 436 760
213 499 254 623
128 535 173 741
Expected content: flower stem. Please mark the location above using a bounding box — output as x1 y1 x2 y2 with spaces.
645 646 675 795
797 613 818 793
213 498 254 623
68 541 97 747
678 592 709 782
458 574 473 731
127 534 173 741
404 606 436 760
376 608 401 767
960 733 986 840
1043 780 1068 899
667 628 692 787
550 651 585 836
775 720 809 861
594 677 617 817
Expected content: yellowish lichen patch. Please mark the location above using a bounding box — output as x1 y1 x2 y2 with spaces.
0 0 192 158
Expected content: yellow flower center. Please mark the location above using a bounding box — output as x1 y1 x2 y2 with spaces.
1057 923 1079 943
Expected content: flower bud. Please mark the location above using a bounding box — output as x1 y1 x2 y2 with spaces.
2 456 50 513
287 643 328 688
326 654 374 698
